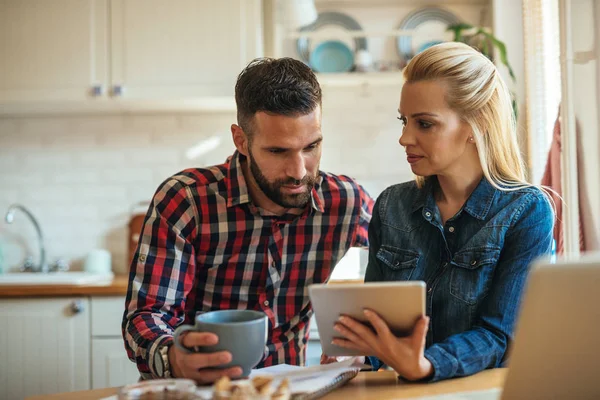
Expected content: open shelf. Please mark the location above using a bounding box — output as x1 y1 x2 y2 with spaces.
287 29 415 40
316 71 405 87
315 0 490 5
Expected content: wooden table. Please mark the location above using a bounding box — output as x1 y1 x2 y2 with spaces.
26 369 506 400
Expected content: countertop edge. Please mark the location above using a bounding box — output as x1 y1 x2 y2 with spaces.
0 275 130 297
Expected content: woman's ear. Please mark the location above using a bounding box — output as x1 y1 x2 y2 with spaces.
231 124 249 156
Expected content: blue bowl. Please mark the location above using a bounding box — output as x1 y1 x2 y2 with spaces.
309 40 354 73
417 40 443 54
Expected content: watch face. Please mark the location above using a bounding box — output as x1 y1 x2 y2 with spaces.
154 349 164 376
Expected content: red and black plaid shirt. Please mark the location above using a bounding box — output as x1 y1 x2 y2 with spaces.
122 152 373 378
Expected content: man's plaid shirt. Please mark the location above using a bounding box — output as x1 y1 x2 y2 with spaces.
122 152 373 378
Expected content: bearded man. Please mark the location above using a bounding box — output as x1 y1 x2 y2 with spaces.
122 57 374 384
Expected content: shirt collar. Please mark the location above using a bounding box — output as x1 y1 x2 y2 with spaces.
226 151 324 213
411 176 496 221
462 177 496 220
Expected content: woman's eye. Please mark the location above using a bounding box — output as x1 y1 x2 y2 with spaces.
418 120 433 129
397 117 407 128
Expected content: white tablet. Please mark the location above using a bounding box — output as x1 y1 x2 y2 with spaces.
308 281 426 357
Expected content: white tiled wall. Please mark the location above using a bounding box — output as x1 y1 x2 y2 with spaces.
0 85 412 274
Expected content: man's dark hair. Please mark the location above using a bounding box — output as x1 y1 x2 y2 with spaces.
235 57 322 137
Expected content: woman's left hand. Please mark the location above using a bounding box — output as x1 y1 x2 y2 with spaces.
333 310 433 381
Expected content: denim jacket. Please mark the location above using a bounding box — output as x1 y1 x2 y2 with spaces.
365 177 554 382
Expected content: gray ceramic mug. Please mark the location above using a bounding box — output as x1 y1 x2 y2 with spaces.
173 310 268 378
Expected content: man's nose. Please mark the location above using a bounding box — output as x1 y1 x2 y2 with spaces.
287 153 307 182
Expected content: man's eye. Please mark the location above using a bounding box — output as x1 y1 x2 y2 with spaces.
269 149 285 154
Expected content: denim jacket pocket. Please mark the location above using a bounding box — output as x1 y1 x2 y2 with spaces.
376 246 419 281
450 246 501 305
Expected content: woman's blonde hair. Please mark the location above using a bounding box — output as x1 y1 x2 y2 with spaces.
403 42 527 191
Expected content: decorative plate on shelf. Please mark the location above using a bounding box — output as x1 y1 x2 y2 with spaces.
309 40 354 73
296 11 367 65
396 7 461 61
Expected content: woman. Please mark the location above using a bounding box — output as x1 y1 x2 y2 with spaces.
329 42 554 382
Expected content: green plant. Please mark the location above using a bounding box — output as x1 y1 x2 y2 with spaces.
447 23 518 119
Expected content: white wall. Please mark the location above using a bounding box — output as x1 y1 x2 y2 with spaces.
0 85 412 274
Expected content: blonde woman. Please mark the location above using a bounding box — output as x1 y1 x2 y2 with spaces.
329 42 554 381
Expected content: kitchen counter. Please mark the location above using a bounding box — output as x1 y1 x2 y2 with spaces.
25 369 506 400
0 276 362 298
0 275 129 297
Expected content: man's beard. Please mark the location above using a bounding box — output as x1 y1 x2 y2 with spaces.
248 150 318 209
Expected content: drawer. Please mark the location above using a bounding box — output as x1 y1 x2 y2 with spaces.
91 296 126 337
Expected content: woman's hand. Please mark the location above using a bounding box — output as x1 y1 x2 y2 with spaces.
320 354 337 364
332 310 433 381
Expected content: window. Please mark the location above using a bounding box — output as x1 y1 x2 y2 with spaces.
523 0 561 184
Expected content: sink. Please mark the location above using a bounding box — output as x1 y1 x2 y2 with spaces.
0 271 114 286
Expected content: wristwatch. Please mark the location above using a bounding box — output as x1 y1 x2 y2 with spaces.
153 343 172 378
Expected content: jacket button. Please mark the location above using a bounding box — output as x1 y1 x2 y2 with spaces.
139 254 146 263
448 226 455 233
394 261 400 266
425 211 432 218
471 260 477 266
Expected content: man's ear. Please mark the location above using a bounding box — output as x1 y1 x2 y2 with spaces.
231 124 249 156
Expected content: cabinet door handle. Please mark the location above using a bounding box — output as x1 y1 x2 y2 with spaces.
91 85 104 97
112 85 124 97
70 300 84 314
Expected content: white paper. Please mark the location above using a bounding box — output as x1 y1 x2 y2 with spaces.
194 357 364 399
102 358 365 400
403 388 502 400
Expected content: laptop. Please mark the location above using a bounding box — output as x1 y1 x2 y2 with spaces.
413 253 600 400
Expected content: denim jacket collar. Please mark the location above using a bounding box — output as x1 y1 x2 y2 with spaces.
412 177 497 221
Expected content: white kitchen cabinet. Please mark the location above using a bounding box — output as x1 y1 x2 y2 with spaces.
110 0 264 99
92 338 140 389
0 0 263 113
0 297 91 400
90 296 140 388
0 0 108 103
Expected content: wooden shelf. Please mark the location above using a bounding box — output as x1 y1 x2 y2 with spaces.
316 0 490 5
288 29 415 40
316 71 405 87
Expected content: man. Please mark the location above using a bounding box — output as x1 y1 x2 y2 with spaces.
122 57 373 384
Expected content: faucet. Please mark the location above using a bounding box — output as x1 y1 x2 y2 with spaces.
5 204 47 273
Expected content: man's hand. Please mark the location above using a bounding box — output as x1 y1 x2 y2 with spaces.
168 332 243 384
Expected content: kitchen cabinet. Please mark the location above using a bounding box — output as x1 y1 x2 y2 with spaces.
92 338 141 389
110 0 263 100
90 296 140 389
0 0 263 113
0 297 91 400
0 0 108 103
